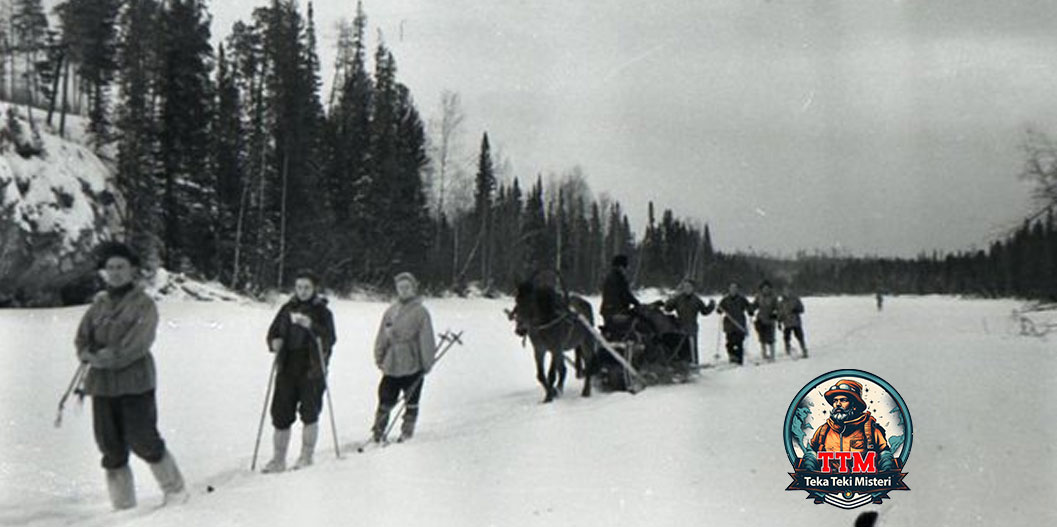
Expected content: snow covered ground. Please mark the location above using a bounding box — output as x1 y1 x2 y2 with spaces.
0 294 1053 527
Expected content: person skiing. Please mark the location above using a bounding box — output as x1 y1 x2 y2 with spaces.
371 272 436 443
74 242 188 509
716 282 753 365
778 285 808 358
751 280 780 362
262 270 337 473
662 278 716 364
600 254 641 335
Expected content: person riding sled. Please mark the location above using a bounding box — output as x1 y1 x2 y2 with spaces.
600 254 641 338
261 270 337 473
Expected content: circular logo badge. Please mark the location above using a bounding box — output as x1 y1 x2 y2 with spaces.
783 369 912 509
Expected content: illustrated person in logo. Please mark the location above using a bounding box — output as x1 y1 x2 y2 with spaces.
806 380 897 474
262 270 337 473
371 272 437 443
74 242 188 509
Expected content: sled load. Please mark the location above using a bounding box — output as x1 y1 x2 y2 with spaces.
597 301 694 390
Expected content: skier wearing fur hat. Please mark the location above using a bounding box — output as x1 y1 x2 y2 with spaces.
806 379 897 473
74 242 188 509
261 270 337 473
371 272 436 443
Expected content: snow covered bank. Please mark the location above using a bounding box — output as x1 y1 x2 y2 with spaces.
0 103 117 306
0 295 1053 526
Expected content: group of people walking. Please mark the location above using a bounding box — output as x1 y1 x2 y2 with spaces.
716 280 808 365
600 255 809 367
73 242 436 511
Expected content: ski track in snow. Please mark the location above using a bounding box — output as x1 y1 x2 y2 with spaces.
0 295 1054 527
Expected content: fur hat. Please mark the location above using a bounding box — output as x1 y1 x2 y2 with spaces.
824 379 866 409
95 241 141 270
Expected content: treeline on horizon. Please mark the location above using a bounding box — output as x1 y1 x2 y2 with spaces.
9 0 1055 302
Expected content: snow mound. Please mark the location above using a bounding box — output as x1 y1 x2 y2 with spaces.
144 269 246 303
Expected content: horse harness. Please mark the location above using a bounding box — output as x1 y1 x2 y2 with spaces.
526 308 579 346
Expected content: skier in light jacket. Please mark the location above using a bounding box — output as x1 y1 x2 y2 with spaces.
74 242 187 510
371 272 436 443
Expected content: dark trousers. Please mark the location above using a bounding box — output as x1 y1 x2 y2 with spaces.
725 330 745 365
93 390 166 469
783 326 806 349
754 320 776 344
373 373 424 436
271 371 325 430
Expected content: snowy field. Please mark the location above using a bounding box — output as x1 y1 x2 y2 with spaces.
0 294 1053 527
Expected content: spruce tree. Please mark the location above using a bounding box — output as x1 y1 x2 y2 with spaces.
114 0 162 262
158 0 215 274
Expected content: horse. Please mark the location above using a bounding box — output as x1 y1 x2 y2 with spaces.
509 280 597 403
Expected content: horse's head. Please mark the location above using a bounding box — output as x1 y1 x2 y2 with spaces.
511 281 537 336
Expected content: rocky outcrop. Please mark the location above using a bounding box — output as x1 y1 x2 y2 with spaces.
0 106 120 306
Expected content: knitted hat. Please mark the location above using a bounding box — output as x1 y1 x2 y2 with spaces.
393 272 419 287
824 379 866 409
95 241 141 270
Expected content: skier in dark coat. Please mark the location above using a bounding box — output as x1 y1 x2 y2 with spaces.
751 280 780 362
662 279 716 364
600 254 640 334
74 242 187 509
778 285 808 358
716 282 754 365
262 270 336 473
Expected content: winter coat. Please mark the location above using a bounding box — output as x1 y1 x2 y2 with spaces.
663 293 715 331
717 294 753 334
778 295 805 327
374 297 436 377
809 412 890 456
74 285 159 397
600 267 640 318
266 295 337 379
751 291 780 325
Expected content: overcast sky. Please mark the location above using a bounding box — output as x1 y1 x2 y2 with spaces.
206 0 1057 257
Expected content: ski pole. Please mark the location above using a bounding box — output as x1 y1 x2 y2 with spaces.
55 362 88 428
312 336 342 460
381 330 463 442
713 314 722 362
251 354 280 471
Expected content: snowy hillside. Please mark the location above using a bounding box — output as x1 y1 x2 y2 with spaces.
0 295 1053 527
0 103 117 306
